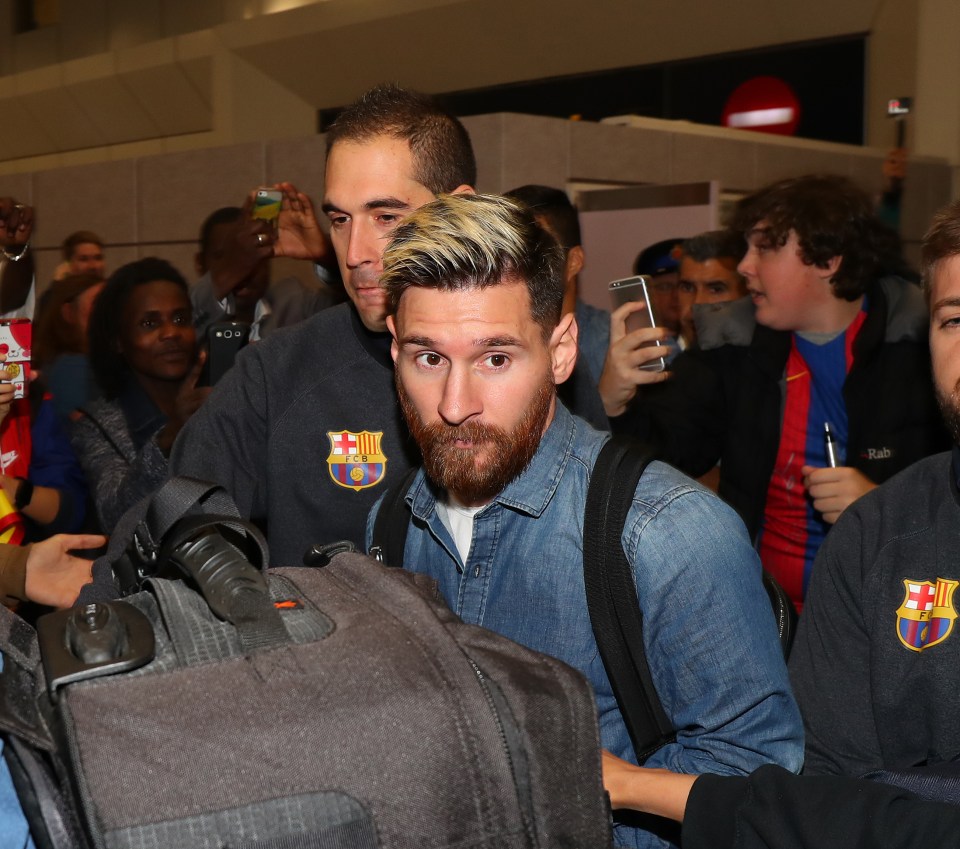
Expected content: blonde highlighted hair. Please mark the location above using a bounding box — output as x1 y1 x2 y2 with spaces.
381 193 565 337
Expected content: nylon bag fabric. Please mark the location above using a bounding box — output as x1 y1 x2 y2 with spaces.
21 551 612 849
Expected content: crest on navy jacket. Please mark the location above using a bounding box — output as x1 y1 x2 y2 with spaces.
895 578 959 652
327 430 386 491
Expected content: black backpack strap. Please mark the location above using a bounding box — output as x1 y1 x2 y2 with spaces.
370 467 419 568
761 568 798 659
583 437 676 763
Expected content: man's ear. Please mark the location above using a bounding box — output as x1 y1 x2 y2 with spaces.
386 314 399 364
566 245 585 281
450 185 476 197
549 312 578 385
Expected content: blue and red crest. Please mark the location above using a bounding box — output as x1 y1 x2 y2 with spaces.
326 430 386 492
895 578 959 652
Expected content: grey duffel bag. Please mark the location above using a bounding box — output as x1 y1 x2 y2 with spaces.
0 501 611 848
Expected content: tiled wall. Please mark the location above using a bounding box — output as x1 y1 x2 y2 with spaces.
0 114 951 291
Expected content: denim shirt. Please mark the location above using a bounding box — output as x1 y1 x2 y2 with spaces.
367 403 803 849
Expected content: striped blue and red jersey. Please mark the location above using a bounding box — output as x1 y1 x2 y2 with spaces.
759 309 867 611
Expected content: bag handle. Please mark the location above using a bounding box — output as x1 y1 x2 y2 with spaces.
160 514 288 653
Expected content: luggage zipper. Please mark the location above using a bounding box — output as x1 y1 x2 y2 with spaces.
469 660 537 848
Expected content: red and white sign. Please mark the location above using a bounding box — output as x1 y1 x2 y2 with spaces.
722 77 801 136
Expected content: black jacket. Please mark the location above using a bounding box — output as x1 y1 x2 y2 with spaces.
683 765 960 849
621 278 948 539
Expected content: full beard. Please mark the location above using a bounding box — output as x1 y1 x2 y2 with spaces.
398 375 555 506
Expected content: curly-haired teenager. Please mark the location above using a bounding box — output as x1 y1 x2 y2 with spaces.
621 174 948 609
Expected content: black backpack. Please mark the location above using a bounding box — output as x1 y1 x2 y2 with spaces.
372 436 797 763
0 477 612 849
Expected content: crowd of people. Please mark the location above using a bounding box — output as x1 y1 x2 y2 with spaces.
1 82 959 849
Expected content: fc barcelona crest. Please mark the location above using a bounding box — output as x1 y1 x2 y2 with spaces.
327 430 387 492
895 578 959 652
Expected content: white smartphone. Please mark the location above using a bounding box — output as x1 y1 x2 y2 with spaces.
608 275 666 372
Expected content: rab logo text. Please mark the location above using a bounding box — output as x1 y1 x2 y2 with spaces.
861 447 893 460
895 578 959 652
327 430 386 491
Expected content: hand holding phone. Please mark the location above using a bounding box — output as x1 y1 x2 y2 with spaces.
608 276 667 372
598 278 672 417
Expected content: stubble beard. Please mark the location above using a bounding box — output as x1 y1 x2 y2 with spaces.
398 374 555 506
936 381 960 445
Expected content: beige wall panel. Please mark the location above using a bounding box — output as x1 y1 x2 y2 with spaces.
16 65 107 151
497 115 571 195
60 0 110 61
0 173 35 204
670 133 758 193
160 130 223 154
12 27 59 74
114 38 212 136
108 0 163 52
570 122 671 185
845 151 887 195
0 96 58 159
67 76 162 144
106 244 141 272
914 0 960 162
104 139 168 160
56 147 120 168
120 64 213 136
138 242 197 279
866 0 918 149
19 86 107 151
0 151 63 175
266 134 328 200
179 56 214 109
176 29 218 63
900 159 953 244
755 144 850 185
179 53 214 107
137 142 264 242
460 114 504 194
32 159 138 250
220 53 315 143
